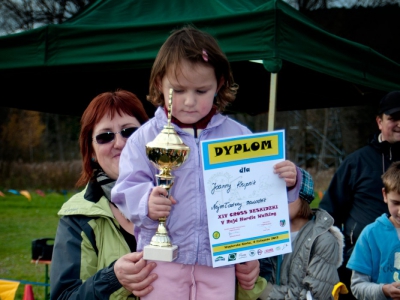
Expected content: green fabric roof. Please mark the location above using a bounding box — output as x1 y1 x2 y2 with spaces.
0 0 398 115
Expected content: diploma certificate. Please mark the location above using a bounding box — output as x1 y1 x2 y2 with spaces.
201 130 292 267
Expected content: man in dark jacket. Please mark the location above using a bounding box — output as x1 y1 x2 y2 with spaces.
319 90 400 300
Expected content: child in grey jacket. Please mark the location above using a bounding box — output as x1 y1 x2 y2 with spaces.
242 169 345 300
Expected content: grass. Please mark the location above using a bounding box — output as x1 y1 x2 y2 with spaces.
0 191 71 300
311 192 322 209
0 185 324 300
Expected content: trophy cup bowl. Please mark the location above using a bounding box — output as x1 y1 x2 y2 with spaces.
143 89 190 262
146 127 190 177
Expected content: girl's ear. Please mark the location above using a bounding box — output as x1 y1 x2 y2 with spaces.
216 77 225 93
155 76 163 93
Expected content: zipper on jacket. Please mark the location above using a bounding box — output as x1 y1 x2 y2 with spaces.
193 124 198 138
349 222 357 245
195 134 201 193
196 128 207 192
382 153 385 174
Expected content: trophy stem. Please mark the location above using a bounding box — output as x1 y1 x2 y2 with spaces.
150 217 171 247
149 175 174 247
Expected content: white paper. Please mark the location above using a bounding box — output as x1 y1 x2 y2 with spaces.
201 130 292 267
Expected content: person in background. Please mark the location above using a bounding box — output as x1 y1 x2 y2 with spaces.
111 25 301 299
239 169 344 300
50 90 156 300
347 161 400 300
319 90 400 299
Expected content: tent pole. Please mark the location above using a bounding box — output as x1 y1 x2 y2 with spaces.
268 73 278 131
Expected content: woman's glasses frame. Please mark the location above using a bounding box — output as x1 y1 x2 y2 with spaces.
93 127 138 144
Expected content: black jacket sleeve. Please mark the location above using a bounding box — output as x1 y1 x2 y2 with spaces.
319 159 354 230
50 216 123 300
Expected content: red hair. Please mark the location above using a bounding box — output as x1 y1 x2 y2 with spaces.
76 90 149 187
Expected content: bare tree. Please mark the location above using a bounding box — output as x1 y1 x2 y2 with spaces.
0 0 88 164
0 0 93 34
285 0 400 11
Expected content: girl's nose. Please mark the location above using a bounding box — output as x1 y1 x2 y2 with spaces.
184 92 196 106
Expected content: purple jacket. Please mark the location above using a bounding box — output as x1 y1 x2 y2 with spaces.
112 107 300 266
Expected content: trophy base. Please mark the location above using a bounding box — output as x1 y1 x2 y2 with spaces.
143 244 178 262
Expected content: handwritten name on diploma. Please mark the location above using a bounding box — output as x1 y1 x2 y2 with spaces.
210 180 256 195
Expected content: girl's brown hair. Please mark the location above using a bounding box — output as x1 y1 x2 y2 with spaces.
76 90 149 187
147 24 238 112
297 198 314 219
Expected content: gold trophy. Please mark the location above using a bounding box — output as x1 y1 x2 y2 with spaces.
143 88 190 262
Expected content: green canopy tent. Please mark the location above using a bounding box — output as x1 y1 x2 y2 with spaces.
0 0 399 128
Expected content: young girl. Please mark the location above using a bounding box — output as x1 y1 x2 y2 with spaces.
112 25 301 299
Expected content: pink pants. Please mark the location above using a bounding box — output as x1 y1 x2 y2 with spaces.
141 261 235 300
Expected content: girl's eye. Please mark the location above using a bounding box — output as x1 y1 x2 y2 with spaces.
197 90 207 94
173 89 183 93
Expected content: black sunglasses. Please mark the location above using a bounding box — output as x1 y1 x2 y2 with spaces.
94 127 138 144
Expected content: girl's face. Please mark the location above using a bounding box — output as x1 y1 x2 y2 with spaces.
161 59 221 124
288 198 301 221
92 113 140 180
383 188 400 228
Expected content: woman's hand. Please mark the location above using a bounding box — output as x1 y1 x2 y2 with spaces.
114 251 158 297
235 260 260 290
